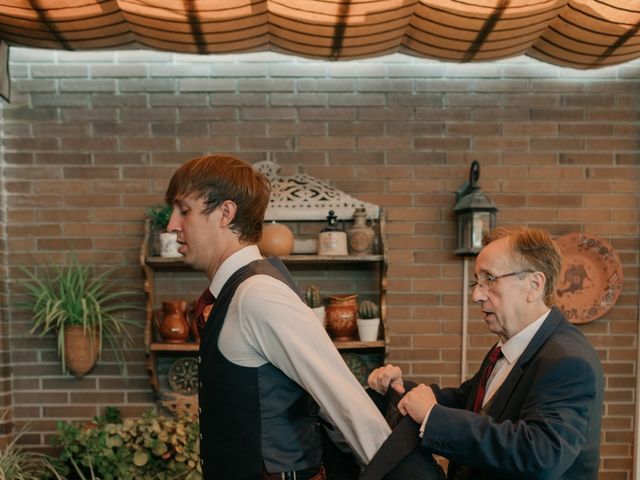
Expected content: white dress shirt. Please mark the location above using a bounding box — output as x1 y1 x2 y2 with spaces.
482 309 550 407
208 245 391 464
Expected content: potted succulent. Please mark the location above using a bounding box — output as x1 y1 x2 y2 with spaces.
146 204 180 258
19 258 140 379
356 300 380 342
305 285 326 328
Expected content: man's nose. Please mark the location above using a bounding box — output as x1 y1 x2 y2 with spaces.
471 284 486 303
167 210 181 233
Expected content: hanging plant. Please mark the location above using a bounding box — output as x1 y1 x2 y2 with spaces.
18 257 141 379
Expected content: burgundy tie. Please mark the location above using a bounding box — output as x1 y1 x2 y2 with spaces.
472 345 502 413
194 287 215 335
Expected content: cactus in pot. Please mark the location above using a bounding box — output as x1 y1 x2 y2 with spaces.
358 300 379 319
357 300 380 342
305 285 321 308
305 285 326 328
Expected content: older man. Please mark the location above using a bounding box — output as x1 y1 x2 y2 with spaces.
367 225 604 480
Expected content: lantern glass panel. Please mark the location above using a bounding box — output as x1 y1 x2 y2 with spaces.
471 212 492 249
458 212 473 251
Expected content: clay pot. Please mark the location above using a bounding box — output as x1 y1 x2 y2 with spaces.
64 325 99 378
258 221 294 257
326 294 358 340
156 300 191 343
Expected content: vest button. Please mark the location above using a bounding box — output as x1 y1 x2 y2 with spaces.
198 356 201 363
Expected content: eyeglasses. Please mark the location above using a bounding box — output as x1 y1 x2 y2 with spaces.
468 270 534 291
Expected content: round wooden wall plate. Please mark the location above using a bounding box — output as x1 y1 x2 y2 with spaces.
554 233 623 324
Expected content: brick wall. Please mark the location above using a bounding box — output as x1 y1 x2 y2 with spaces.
1 47 638 477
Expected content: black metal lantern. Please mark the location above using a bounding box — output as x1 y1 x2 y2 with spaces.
454 161 498 256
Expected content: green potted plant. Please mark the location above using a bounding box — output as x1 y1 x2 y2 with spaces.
146 203 172 232
356 300 380 342
19 258 140 379
146 204 180 258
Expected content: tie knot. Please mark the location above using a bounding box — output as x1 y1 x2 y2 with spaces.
195 287 215 331
198 287 215 305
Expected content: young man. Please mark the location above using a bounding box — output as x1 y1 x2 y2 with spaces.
164 154 390 480
367 226 604 480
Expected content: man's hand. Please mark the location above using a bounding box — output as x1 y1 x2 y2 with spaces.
397 384 437 424
368 364 405 395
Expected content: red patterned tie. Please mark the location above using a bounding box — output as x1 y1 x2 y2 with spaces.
472 345 502 413
194 287 215 334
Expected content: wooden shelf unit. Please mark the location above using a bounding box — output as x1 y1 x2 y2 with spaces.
140 213 389 394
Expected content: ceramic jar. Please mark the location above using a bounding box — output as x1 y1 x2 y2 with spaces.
347 207 375 255
318 210 348 256
156 300 191 343
326 294 358 340
258 221 294 257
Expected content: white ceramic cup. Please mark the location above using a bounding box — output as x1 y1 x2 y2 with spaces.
160 232 182 258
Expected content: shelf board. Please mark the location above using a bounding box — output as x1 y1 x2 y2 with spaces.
280 254 383 263
146 254 383 268
151 342 199 352
334 340 385 349
145 257 191 268
150 339 384 353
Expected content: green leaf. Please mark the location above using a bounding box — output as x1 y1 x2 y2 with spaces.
133 450 149 467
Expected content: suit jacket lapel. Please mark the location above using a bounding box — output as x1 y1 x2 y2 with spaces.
487 307 564 419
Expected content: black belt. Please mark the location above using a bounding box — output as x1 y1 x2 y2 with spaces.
261 465 323 480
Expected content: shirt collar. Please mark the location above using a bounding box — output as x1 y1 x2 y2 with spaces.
500 309 551 364
210 245 262 297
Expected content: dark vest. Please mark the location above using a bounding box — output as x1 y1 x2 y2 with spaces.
198 257 322 480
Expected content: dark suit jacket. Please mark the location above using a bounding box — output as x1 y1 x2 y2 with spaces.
423 307 604 479
359 384 445 480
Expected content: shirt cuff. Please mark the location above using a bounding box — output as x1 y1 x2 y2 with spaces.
418 404 436 438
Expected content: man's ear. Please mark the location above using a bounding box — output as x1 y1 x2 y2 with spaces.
527 271 546 302
218 200 237 227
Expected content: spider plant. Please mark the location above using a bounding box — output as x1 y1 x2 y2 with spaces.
19 258 141 379
0 411 49 480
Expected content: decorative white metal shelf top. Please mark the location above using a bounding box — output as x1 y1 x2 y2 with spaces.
255 161 380 222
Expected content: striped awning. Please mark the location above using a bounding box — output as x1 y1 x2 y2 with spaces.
0 0 638 69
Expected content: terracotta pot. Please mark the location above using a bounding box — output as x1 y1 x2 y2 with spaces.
63 325 99 378
326 294 358 340
156 300 191 343
258 222 294 257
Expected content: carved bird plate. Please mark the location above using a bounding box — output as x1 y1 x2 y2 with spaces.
554 233 623 324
